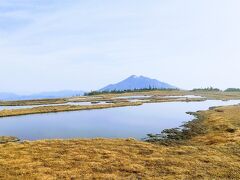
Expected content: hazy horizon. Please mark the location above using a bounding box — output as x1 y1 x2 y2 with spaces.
1 0 240 94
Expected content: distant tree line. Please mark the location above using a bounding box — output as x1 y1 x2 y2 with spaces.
191 87 240 92
84 87 179 96
84 86 240 96
191 87 221 92
224 88 240 92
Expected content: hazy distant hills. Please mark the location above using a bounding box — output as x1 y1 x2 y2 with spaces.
100 75 177 91
0 90 84 101
0 93 20 101
0 76 177 100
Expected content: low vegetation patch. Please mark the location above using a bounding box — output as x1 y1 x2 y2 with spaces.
191 87 221 92
224 88 240 92
144 112 207 145
0 98 68 106
0 136 19 144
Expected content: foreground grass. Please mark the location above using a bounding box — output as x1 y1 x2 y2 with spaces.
0 136 19 144
1 105 240 179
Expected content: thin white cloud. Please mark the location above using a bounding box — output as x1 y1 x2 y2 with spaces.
0 0 240 93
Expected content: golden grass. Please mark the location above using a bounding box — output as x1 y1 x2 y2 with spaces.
0 105 240 179
191 91 240 100
0 98 68 106
190 105 240 145
0 136 19 144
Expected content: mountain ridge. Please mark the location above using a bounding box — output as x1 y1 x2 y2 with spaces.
100 75 177 91
0 90 85 101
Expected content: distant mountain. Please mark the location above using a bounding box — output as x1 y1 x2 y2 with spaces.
0 90 85 101
100 75 177 91
0 92 20 101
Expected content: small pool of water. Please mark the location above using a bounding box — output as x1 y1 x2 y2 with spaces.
0 100 239 140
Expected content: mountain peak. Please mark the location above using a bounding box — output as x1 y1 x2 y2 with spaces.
100 75 177 91
128 75 139 79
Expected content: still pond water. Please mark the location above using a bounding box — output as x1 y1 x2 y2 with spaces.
0 100 239 140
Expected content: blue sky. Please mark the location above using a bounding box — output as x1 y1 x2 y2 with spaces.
0 0 240 93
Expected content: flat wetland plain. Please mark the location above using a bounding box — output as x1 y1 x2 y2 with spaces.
1 90 240 117
0 90 240 179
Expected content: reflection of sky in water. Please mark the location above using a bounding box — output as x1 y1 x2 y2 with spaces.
0 100 239 140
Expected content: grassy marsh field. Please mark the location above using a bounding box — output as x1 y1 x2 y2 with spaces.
2 90 240 106
1 90 240 117
0 104 240 179
1 90 240 179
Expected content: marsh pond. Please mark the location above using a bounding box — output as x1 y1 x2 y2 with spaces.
0 100 240 140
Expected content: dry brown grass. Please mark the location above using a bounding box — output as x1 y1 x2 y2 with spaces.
191 91 240 100
0 98 68 106
0 136 19 144
190 105 240 145
1 105 240 179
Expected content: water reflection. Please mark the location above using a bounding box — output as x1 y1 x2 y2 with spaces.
0 100 239 140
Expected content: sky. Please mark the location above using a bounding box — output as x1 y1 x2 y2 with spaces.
0 0 240 94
